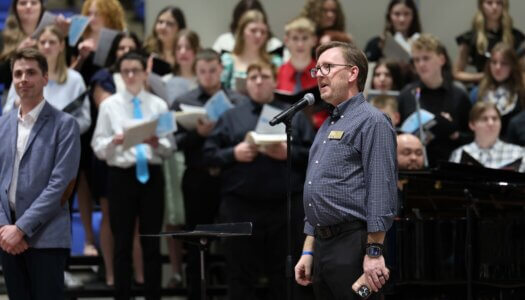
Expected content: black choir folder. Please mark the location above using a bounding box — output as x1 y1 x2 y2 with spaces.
460 150 522 172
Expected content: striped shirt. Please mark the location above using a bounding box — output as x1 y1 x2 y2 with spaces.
303 93 398 235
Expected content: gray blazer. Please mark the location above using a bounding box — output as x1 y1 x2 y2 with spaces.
0 101 80 248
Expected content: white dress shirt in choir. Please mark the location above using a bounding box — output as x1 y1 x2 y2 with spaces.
91 88 174 168
8 99 46 210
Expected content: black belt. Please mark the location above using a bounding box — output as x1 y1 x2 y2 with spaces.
314 221 365 239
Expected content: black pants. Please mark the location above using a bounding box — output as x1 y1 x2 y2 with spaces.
313 223 380 300
108 165 164 300
182 168 221 300
1 248 68 300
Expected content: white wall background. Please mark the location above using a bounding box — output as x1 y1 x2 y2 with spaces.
145 0 525 61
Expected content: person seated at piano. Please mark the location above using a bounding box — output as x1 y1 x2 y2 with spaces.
397 133 425 170
450 101 525 172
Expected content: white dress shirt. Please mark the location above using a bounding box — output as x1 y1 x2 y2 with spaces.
8 99 46 210
91 88 174 168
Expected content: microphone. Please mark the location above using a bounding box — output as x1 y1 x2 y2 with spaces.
269 93 315 126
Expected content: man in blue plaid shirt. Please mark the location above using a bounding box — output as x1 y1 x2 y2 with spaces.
450 102 525 172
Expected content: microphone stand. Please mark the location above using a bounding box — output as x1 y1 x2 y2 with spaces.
284 115 294 300
414 88 429 167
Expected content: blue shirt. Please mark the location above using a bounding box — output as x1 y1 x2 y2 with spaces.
303 93 398 235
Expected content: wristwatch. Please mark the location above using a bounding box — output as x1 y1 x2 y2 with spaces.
365 243 384 258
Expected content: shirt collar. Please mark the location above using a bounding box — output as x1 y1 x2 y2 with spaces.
123 88 146 103
331 92 365 120
18 99 46 124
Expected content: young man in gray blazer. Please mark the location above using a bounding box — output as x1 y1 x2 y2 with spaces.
0 48 81 300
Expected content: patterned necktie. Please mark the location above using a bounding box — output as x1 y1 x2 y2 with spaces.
132 97 149 184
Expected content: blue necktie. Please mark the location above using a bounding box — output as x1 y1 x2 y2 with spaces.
132 97 149 184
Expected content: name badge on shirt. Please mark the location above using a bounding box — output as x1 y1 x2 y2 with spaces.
328 130 344 140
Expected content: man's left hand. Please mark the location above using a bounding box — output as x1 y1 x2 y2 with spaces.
262 142 287 160
363 255 389 292
0 225 25 253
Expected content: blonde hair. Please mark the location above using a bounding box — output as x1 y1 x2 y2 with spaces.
0 16 26 61
285 17 316 35
81 0 126 38
38 25 68 84
233 10 270 64
472 0 514 56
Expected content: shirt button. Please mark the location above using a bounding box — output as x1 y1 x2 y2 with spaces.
308 181 312 184
330 121 334 125
309 203 312 207
341 115 344 118
315 160 318 164
317 223 320 226
323 141 326 144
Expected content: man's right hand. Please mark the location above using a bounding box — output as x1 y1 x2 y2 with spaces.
294 254 313 286
234 142 257 162
196 118 214 137
113 133 124 145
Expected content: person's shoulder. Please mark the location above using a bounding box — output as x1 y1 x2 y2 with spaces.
67 68 83 81
143 90 169 110
398 82 418 98
456 29 474 45
47 102 78 127
512 28 525 40
224 88 249 104
174 88 201 105
509 110 525 125
221 52 234 65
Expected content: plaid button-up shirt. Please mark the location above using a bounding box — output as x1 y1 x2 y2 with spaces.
303 93 398 235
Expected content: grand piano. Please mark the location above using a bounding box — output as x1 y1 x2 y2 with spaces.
391 162 525 300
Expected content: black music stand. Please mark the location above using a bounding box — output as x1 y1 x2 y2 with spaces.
143 222 252 300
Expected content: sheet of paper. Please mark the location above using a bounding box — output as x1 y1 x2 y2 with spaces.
255 104 285 134
245 131 286 146
93 28 120 67
175 104 207 130
32 11 57 38
68 15 90 46
122 119 158 150
204 90 233 121
383 33 411 63
400 109 435 133
156 111 178 136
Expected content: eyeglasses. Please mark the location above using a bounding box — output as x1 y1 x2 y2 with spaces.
120 68 144 77
310 63 353 78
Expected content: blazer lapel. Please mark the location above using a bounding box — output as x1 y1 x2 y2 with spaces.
21 102 51 160
8 110 18 163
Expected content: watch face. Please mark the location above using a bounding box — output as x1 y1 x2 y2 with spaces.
367 246 381 257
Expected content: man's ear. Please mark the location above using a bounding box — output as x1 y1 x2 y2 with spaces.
468 121 475 131
348 66 359 84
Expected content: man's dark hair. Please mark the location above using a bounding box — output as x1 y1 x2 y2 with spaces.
10 48 48 75
316 41 368 92
117 51 147 72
